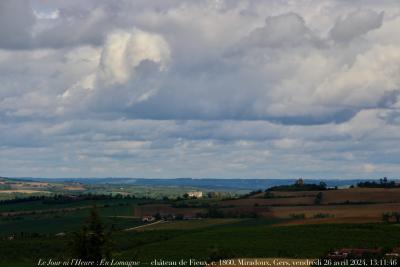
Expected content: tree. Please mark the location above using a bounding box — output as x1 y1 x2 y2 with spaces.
154 212 162 220
314 192 323 205
295 178 304 186
70 206 112 262
393 212 400 223
207 245 233 262
319 181 327 189
382 212 390 223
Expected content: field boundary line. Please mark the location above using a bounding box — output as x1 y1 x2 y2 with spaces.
123 220 166 231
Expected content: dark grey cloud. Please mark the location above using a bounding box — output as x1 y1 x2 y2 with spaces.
243 12 317 48
330 9 384 42
0 0 35 49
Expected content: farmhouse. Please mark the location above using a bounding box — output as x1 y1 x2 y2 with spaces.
187 191 203 198
327 248 382 260
142 215 156 222
385 247 400 257
55 232 66 237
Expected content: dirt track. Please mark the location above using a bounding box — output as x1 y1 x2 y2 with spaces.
124 220 166 231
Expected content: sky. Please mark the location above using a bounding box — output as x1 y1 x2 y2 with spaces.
1 0 400 179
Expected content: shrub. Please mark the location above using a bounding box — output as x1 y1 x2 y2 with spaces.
314 192 323 205
289 213 305 219
313 213 334 219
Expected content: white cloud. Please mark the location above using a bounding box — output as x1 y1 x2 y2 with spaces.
59 28 170 114
363 163 376 173
98 29 170 85
315 44 400 109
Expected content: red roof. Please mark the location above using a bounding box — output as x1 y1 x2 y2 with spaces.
338 248 382 256
328 248 382 259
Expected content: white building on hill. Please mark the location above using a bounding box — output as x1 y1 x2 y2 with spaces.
187 191 203 198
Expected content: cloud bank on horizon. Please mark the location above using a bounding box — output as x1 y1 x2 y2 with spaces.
1 0 400 179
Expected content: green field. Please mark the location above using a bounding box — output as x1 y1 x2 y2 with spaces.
134 218 242 230
116 222 400 261
1 214 400 266
0 199 150 237
0 178 246 201
0 198 146 213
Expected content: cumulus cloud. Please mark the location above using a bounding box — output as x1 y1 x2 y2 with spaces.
59 28 170 115
315 44 400 109
98 29 170 85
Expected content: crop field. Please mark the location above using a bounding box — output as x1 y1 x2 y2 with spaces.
0 210 143 235
0 190 52 194
2 218 400 267
270 203 400 222
253 191 319 198
134 203 205 217
0 178 244 200
0 198 144 213
220 197 315 206
116 222 400 263
320 188 400 204
0 199 146 235
251 188 400 204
